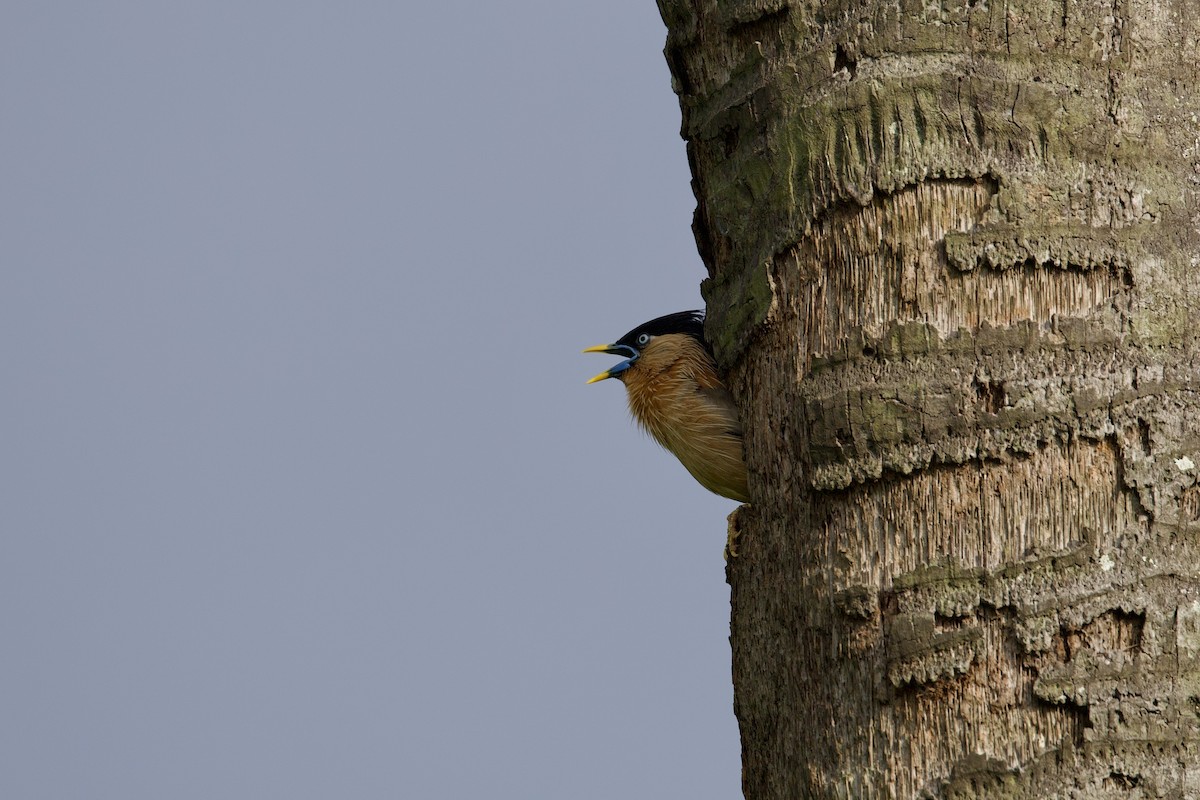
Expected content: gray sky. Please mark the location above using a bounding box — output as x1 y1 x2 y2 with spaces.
2 4 740 798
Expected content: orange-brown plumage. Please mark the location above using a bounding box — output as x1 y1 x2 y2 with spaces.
585 312 749 503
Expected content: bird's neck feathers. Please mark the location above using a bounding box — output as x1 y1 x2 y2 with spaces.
621 334 716 384
620 335 724 427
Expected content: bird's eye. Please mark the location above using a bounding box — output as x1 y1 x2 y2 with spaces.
636 333 651 346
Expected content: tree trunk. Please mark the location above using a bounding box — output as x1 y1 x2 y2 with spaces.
656 0 1200 796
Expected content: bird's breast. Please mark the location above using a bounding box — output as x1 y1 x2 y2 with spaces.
623 358 749 502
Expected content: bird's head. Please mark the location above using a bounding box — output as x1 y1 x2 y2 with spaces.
583 310 708 384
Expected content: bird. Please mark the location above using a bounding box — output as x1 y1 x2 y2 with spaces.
584 310 750 504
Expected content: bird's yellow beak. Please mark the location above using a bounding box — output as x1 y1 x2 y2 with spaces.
583 343 636 384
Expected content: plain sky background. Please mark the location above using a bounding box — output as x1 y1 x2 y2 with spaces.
2 3 743 798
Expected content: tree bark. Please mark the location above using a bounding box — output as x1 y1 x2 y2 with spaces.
656 0 1200 796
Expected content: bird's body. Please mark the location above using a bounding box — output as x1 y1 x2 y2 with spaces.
585 311 749 503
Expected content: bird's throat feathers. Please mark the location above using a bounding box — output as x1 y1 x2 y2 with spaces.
621 335 731 437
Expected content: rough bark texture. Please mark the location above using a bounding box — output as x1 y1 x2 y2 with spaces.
656 0 1200 796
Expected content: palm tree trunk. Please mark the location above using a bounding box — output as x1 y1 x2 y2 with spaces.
657 0 1200 796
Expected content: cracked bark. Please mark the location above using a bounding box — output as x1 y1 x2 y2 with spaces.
655 0 1200 796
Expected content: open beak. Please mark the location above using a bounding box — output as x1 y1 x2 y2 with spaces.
583 344 638 383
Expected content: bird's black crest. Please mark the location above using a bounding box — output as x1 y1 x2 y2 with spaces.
614 310 709 351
